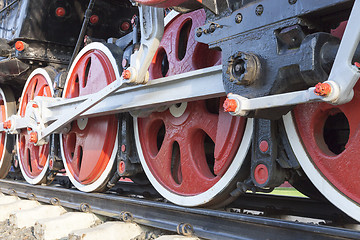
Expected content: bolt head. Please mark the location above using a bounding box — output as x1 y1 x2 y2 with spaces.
196 28 202 37
118 161 126 174
122 69 131 79
259 140 269 152
209 23 216 33
3 120 11 129
255 5 264 16
29 132 38 143
55 7 66 17
15 41 25 51
223 98 238 112
314 82 332 96
235 13 243 23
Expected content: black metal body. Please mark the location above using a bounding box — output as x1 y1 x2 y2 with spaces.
196 0 353 119
1 0 135 45
0 0 137 92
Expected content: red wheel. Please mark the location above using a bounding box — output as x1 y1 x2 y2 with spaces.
134 0 188 8
60 42 120 192
17 69 54 184
0 87 16 178
134 10 253 206
284 22 360 221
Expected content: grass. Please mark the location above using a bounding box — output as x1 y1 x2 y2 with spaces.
269 187 307 198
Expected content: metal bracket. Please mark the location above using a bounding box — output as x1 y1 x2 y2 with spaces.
226 0 360 116
127 5 164 84
324 0 360 104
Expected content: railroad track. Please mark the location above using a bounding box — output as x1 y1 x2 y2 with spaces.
0 179 359 240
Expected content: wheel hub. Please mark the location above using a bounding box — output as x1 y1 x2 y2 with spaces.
169 102 187 118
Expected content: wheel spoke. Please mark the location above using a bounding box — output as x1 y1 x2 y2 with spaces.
0 105 5 122
197 113 218 142
70 143 82 176
152 134 174 183
178 138 216 192
29 146 40 172
29 78 37 100
214 110 244 175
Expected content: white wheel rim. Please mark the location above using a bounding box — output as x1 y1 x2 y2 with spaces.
283 112 360 221
17 68 54 184
0 88 8 170
0 88 11 171
60 42 120 192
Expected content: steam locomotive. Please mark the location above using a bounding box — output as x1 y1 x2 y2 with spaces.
0 0 358 223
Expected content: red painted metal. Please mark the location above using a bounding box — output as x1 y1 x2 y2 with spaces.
90 15 99 24
121 144 126 152
120 21 130 32
15 41 25 52
118 161 125 174
122 69 131 79
314 82 331 96
259 140 269 153
254 164 268 185
3 120 11 129
135 0 188 8
29 132 38 143
137 10 246 195
138 98 246 195
55 7 66 17
62 49 117 185
223 98 237 112
18 74 52 178
293 23 360 204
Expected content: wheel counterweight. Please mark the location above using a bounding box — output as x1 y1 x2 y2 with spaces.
17 69 54 184
134 10 253 207
60 42 120 192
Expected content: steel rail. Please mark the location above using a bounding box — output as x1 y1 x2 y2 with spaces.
0 179 359 240
230 193 355 223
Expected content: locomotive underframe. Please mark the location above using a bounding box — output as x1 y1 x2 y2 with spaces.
3 0 360 143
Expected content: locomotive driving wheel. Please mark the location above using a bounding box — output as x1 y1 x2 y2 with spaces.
284 88 360 222
134 10 253 207
17 68 55 184
0 87 16 178
60 42 120 192
283 22 360 222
